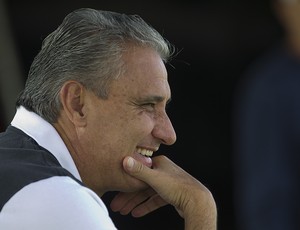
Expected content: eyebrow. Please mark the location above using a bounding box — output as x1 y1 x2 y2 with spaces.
137 95 172 104
147 95 171 103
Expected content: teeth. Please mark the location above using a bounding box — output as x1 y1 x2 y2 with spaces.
137 148 153 157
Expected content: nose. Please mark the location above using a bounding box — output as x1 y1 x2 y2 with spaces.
152 112 177 145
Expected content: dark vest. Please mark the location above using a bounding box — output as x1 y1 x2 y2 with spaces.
0 126 82 211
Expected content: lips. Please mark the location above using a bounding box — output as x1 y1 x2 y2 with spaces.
133 148 153 168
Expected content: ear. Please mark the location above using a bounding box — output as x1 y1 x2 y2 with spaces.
59 81 87 126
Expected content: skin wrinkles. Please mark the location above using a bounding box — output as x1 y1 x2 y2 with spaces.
6 9 217 229
55 45 176 196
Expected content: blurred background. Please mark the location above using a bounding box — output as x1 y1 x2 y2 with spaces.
0 0 283 229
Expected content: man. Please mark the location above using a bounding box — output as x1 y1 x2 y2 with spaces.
0 8 217 229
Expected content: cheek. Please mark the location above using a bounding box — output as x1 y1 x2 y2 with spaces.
128 114 155 139
86 109 154 151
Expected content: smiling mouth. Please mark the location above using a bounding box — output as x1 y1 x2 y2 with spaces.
136 147 153 157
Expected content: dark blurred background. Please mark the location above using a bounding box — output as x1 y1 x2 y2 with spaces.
0 0 282 229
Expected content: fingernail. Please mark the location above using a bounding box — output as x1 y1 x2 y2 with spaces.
126 157 135 169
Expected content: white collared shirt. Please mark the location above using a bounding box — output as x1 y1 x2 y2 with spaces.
11 106 81 180
0 106 117 230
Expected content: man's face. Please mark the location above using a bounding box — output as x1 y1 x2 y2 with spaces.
78 46 176 194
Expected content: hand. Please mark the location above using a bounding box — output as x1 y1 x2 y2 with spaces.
110 155 217 230
110 187 167 217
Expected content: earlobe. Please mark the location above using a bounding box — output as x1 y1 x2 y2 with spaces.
59 81 87 126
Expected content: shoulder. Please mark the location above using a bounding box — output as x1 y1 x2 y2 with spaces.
0 141 74 210
0 176 117 230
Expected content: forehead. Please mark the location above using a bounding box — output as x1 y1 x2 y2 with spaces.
110 46 171 100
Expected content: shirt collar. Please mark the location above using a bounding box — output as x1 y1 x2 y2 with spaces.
11 106 82 181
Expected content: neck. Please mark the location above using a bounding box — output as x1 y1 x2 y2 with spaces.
53 118 105 197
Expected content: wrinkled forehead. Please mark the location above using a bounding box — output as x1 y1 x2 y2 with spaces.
110 46 171 101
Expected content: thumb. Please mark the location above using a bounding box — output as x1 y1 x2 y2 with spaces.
123 156 153 182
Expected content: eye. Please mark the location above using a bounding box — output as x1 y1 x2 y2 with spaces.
141 102 156 109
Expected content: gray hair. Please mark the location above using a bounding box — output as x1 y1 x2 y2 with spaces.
16 8 175 123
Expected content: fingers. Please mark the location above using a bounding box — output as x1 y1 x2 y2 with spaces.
121 154 217 229
110 192 138 214
122 155 176 190
110 157 166 218
110 188 155 215
110 189 167 217
131 194 167 217
123 156 155 182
